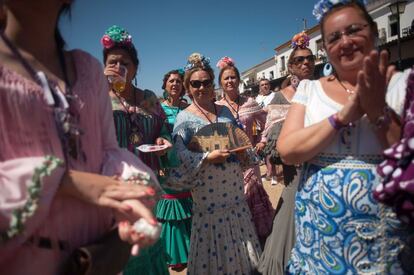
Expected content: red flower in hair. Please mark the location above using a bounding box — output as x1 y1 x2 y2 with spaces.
101 34 114 49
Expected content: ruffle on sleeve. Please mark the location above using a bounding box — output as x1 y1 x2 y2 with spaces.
386 69 411 116
101 148 162 195
159 123 181 170
292 79 311 106
0 156 64 243
256 109 268 143
164 136 208 190
374 68 414 226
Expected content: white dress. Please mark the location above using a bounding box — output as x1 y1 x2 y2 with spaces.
165 107 262 275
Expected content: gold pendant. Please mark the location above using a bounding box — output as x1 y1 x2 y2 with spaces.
129 132 142 145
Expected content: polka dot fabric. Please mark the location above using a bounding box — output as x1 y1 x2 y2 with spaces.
188 161 261 274
166 109 262 274
375 68 414 227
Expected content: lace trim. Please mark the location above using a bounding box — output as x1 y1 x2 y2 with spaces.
356 205 405 274
309 153 383 168
0 155 63 243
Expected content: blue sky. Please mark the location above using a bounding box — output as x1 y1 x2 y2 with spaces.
60 0 318 96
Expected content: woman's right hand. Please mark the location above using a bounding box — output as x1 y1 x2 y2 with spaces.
205 149 230 164
104 66 120 77
59 170 157 213
104 65 127 88
337 92 364 125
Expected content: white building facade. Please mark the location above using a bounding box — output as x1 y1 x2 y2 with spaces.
241 0 414 91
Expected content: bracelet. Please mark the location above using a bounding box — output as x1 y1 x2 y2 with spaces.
328 113 346 130
371 105 392 130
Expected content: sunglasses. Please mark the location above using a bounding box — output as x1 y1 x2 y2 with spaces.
291 55 316 65
325 23 369 46
190 79 213 89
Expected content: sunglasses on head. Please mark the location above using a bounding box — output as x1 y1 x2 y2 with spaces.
291 55 316 65
190 79 213 89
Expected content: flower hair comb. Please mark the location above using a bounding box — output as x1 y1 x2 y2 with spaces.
313 0 366 21
216 56 235 70
184 53 211 71
291 31 310 49
101 25 133 49
177 68 185 76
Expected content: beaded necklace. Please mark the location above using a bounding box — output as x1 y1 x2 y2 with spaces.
113 88 143 145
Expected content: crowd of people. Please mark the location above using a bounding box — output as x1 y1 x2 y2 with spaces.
1 0 414 274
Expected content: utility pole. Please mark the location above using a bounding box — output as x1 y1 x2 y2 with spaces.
303 18 308 31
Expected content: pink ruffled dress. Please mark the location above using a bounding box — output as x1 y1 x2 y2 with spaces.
0 50 160 274
217 97 274 242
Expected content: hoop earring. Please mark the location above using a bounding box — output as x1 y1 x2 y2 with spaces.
290 75 300 90
134 77 138 87
323 63 333 76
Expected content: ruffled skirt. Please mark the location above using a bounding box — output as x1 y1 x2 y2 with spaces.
244 166 274 240
155 189 193 267
123 240 169 275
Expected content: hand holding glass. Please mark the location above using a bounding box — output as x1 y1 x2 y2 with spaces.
108 65 127 93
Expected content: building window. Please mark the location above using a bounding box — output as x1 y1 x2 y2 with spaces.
269 71 274 79
378 27 387 44
389 15 398 37
280 56 286 71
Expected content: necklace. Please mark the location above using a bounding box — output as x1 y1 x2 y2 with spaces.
0 32 84 161
113 89 142 145
193 101 218 124
165 98 182 117
113 89 136 114
224 95 240 119
336 77 355 94
223 95 244 129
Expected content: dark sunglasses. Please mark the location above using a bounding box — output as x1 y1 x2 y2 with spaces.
291 55 316 65
325 23 369 46
190 79 213 89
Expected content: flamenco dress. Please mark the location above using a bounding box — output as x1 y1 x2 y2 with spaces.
112 90 172 275
155 102 192 268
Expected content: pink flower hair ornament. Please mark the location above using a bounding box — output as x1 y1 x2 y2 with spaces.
216 56 235 70
101 25 133 49
291 31 310 49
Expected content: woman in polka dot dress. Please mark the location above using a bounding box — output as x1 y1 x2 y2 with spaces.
165 53 262 274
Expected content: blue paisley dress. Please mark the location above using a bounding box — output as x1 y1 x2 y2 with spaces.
287 76 413 275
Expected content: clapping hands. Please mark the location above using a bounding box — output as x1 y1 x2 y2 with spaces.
338 50 396 125
357 50 396 121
